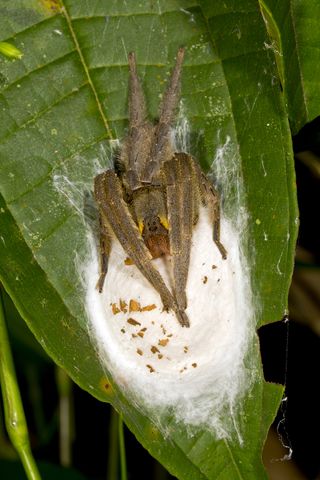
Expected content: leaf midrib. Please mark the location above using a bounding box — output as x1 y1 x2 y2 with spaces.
60 2 113 140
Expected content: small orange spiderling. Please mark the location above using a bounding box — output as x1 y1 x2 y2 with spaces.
151 346 160 354
111 303 120 315
141 304 156 312
127 318 141 326
137 328 147 337
129 299 141 312
119 299 128 312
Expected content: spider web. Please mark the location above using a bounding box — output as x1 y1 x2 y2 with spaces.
52 113 256 444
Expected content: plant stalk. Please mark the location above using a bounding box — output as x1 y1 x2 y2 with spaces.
118 413 127 480
107 406 119 480
55 366 74 467
0 288 41 480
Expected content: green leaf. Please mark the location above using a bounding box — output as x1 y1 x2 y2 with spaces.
1 284 50 361
260 0 320 133
0 1 297 479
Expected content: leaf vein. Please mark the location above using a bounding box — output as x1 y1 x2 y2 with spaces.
60 3 113 140
0 14 61 43
0 81 89 145
7 134 109 205
0 49 77 96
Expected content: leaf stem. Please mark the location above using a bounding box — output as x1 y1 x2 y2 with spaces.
107 407 119 480
118 413 127 480
0 288 41 480
55 366 73 467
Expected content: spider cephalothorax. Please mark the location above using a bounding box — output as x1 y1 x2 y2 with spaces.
94 48 227 327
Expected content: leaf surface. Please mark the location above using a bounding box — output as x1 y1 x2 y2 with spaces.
260 0 320 133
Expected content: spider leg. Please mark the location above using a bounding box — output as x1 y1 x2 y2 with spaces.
158 47 185 126
94 170 189 327
128 52 147 131
141 47 185 184
198 169 227 259
96 214 112 292
163 152 195 311
125 52 150 190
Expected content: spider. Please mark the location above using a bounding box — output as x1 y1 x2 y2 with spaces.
94 47 227 327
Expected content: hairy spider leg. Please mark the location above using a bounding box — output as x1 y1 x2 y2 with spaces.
94 170 190 327
124 52 151 190
141 47 185 184
128 52 147 131
163 153 198 310
198 169 227 259
96 214 112 292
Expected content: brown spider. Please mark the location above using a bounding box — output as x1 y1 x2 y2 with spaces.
94 48 227 327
